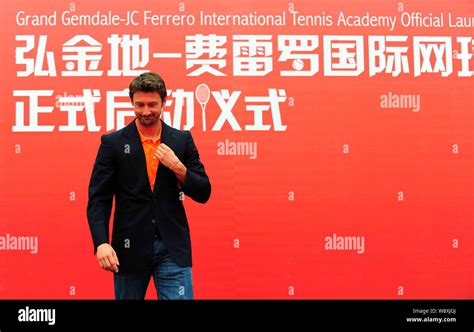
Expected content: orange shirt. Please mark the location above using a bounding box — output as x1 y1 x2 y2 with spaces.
136 121 161 191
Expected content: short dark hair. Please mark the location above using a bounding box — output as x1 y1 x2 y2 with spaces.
129 72 167 102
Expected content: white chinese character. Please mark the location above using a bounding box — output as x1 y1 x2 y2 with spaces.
62 35 103 76
13 90 54 132
16 35 56 77
413 36 453 77
233 35 273 76
186 34 227 76
455 37 473 77
245 89 287 131
106 89 135 131
211 90 242 131
162 89 194 130
278 35 319 76
58 89 101 132
368 36 409 77
108 34 149 76
324 36 364 76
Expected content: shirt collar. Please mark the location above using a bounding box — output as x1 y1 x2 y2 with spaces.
135 119 161 143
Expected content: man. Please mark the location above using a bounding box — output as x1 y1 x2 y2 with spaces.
87 72 211 299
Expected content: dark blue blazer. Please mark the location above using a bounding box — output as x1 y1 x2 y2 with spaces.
87 120 211 274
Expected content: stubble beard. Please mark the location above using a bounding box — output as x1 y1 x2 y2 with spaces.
137 114 160 126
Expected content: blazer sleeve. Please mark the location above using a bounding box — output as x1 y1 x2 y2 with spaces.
181 131 211 204
87 134 116 252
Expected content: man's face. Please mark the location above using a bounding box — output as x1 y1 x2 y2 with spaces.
132 91 164 126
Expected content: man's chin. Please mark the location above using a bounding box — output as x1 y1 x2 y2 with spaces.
138 118 159 126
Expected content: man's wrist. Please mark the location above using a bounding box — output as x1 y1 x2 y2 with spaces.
171 160 187 182
171 160 181 172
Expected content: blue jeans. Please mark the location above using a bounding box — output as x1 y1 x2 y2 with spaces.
114 239 193 300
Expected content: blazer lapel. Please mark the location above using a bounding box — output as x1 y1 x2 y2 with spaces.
153 120 175 196
122 119 152 195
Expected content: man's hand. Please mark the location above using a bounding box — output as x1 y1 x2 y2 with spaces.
155 143 187 183
155 143 180 169
96 243 120 273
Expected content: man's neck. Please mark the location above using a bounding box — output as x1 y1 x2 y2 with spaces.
135 119 162 139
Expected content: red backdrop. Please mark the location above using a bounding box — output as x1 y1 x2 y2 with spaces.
0 0 472 299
